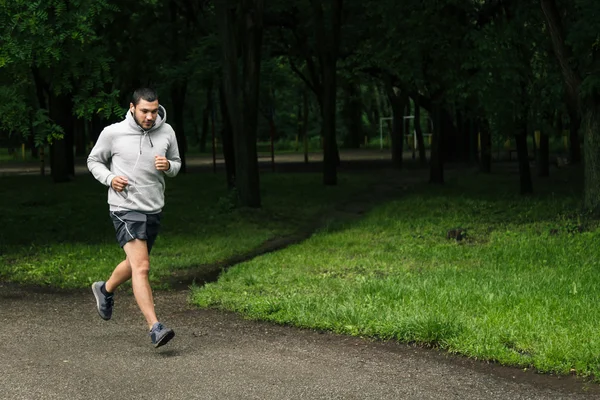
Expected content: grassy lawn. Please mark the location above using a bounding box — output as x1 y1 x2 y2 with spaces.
191 167 600 380
0 171 374 288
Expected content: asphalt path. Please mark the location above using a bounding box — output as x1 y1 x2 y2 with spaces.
0 149 396 176
1 284 599 400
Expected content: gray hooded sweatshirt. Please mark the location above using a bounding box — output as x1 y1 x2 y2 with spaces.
87 105 181 214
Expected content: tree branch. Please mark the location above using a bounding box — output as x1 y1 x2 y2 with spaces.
289 27 321 96
287 56 316 94
540 0 581 108
332 0 343 57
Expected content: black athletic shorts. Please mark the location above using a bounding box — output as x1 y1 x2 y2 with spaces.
110 211 162 254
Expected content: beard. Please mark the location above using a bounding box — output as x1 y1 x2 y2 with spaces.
132 112 154 129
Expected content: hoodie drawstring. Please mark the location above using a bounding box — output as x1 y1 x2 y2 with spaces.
138 130 154 154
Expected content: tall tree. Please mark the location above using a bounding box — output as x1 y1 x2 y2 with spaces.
309 0 343 185
216 0 264 207
540 0 600 212
383 74 407 169
268 0 344 185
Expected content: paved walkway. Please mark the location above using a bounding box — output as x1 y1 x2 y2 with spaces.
1 284 598 400
0 149 396 176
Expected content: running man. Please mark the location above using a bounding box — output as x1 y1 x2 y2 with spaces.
87 88 181 347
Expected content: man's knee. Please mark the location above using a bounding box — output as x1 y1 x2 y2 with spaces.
132 259 150 276
124 239 151 276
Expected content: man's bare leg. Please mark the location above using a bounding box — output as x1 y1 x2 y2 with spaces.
105 259 131 293
123 239 158 330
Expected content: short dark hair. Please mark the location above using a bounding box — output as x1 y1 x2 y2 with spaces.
132 88 158 106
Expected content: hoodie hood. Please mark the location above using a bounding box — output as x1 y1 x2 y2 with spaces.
126 104 167 133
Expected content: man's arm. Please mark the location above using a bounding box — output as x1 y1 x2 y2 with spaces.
163 128 182 177
87 129 116 186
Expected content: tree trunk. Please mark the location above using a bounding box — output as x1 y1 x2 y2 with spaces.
374 82 387 120
39 146 45 176
539 0 600 206
388 90 406 169
74 118 86 157
167 0 187 173
49 93 74 183
468 118 479 166
567 107 582 163
455 109 466 163
440 108 461 163
383 74 405 169
429 102 444 184
296 92 302 151
515 125 533 195
310 0 342 186
342 82 362 148
302 88 309 163
90 114 102 143
28 115 38 159
50 139 69 182
200 81 213 153
200 106 209 153
171 82 188 173
239 0 263 206
217 0 263 206
415 91 461 163
581 104 600 212
404 100 411 143
413 95 427 166
479 118 492 173
537 130 550 177
217 2 242 189
321 62 338 185
267 104 276 172
219 81 236 189
365 84 380 132
540 0 581 112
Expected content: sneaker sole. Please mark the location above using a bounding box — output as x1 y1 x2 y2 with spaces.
91 283 111 321
154 330 175 348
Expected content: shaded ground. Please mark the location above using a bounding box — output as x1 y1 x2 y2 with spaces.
2 150 598 398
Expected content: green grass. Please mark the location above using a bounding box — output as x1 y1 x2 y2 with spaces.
0 171 374 288
191 169 600 380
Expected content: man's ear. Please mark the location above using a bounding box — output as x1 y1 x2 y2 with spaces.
129 103 135 114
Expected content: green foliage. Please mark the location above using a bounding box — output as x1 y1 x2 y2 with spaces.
0 84 31 137
0 0 593 160
73 90 124 120
0 0 121 142
1 0 117 71
31 109 64 145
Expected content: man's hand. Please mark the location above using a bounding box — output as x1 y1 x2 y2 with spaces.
155 155 170 171
111 176 128 192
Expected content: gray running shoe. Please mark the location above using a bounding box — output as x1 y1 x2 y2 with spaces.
91 281 114 320
150 322 175 348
